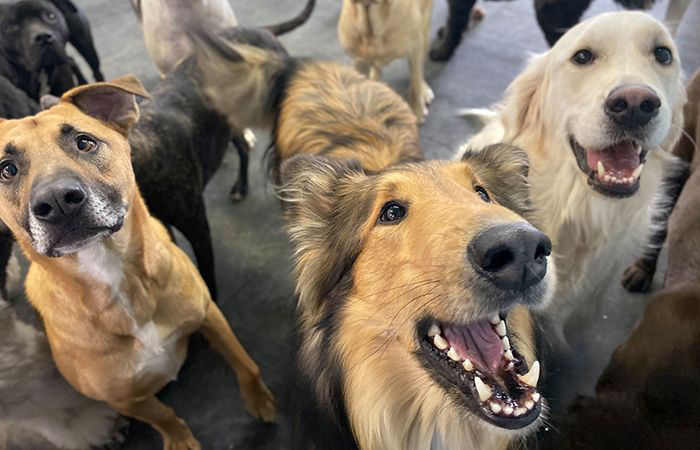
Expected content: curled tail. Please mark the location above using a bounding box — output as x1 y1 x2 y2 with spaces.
265 0 316 35
187 25 296 131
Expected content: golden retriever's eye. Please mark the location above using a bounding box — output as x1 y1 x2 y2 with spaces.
571 49 594 65
378 201 406 224
654 47 673 65
0 161 18 181
475 186 491 203
76 134 97 152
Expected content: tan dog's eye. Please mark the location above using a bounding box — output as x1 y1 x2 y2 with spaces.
76 135 98 152
0 161 18 181
654 47 673 65
475 186 491 203
378 201 406 224
571 49 594 65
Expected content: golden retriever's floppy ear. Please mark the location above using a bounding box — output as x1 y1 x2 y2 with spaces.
462 144 533 220
59 75 151 136
279 155 373 312
502 53 549 141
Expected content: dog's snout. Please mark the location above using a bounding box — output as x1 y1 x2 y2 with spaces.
605 84 661 128
34 32 54 46
31 177 87 223
468 223 551 291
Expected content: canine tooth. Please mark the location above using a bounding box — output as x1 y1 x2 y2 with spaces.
490 402 502 414
463 358 474 371
504 350 515 361
532 392 541 403
496 321 507 337
517 361 540 388
507 361 515 371
489 314 500 325
501 336 510 351
636 144 642 154
474 376 492 402
514 407 526 417
503 405 514 416
525 400 535 410
434 334 448 350
597 161 605 178
428 324 441 337
633 164 644 179
447 347 461 361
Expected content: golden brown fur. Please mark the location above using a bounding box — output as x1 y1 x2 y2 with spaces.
0 77 275 449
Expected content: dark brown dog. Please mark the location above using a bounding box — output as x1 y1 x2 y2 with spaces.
560 68 700 449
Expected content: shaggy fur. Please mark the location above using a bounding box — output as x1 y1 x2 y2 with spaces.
456 12 685 329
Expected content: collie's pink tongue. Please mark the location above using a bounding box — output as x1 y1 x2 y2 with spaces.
444 320 502 373
586 141 640 177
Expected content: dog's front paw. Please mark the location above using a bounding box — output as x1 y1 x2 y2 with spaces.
621 259 655 293
241 378 277 423
164 420 201 450
413 82 434 124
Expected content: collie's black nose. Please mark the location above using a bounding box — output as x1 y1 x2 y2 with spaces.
605 84 661 128
468 222 551 291
31 177 87 223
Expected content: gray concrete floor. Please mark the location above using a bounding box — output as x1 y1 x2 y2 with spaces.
10 0 700 448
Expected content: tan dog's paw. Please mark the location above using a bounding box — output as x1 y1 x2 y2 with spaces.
241 378 277 423
414 82 434 123
164 428 201 450
621 259 655 293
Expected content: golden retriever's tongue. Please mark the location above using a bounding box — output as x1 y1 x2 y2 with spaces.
444 320 502 373
586 141 640 179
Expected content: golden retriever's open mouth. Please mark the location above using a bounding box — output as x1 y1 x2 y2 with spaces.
570 137 647 198
417 313 542 430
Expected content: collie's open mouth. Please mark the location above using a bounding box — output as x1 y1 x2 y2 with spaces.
570 137 647 198
418 313 542 429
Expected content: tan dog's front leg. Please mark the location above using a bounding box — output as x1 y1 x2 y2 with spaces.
199 301 277 423
408 48 433 123
110 396 200 450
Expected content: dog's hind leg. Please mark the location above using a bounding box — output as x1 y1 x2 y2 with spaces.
110 396 200 450
430 0 477 61
622 162 690 293
535 0 593 47
199 301 276 423
230 130 250 202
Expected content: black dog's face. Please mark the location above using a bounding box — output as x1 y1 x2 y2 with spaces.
0 1 69 72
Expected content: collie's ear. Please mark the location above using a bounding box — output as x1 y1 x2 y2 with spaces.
461 144 533 220
501 53 549 141
279 155 373 312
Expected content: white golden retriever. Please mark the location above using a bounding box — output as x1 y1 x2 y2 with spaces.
455 11 685 329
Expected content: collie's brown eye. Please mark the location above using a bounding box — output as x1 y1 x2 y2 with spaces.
379 201 406 224
572 49 594 65
475 186 490 203
654 46 672 65
76 135 97 152
0 161 18 181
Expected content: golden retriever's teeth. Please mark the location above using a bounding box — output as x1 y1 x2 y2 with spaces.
525 399 535 410
506 361 515 371
433 334 448 350
427 324 441 337
604 174 611 182
532 392 541 403
490 402 502 414
489 314 500 325
463 358 474 371
597 161 605 178
503 405 514 416
504 350 515 361
501 336 510 351
514 407 526 417
447 347 461 361
517 361 540 388
633 164 644 179
474 376 492 402
495 320 507 337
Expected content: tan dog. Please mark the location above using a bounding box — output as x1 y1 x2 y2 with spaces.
0 76 275 449
338 0 435 122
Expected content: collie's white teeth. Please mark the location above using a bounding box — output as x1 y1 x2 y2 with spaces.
428 324 441 337
463 358 474 371
447 347 461 362
490 402 502 414
501 336 510 351
532 392 541 403
604 174 611 182
636 144 642 154
504 350 514 361
597 161 605 178
518 361 540 388
474 376 492 402
633 164 644 179
514 407 526 417
489 314 500 325
525 400 535 410
495 321 507 337
434 334 448 350
503 405 514 416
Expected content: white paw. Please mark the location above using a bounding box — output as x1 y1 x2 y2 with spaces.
243 128 257 150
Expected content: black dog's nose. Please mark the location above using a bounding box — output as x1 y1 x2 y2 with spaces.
605 84 661 128
31 177 87 223
34 32 54 45
468 222 551 291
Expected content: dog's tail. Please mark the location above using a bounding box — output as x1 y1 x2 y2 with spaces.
265 0 316 35
186 24 295 131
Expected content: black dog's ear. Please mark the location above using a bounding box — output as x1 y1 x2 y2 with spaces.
279 155 372 312
40 95 59 110
462 144 533 220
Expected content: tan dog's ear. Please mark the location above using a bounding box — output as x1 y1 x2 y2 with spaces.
502 53 548 141
60 75 151 136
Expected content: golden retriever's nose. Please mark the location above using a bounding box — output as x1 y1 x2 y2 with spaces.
31 177 87 223
605 84 661 128
468 223 551 291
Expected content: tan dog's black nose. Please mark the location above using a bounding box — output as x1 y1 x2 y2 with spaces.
31 177 87 223
468 223 551 291
605 84 661 128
